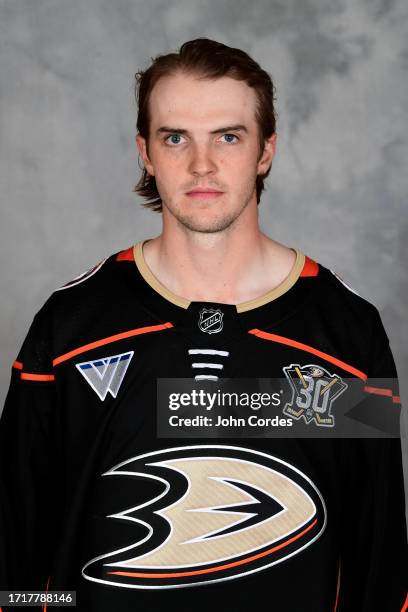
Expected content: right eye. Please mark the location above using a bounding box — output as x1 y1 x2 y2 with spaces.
164 134 186 146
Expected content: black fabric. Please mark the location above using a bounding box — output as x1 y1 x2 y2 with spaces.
0 245 406 611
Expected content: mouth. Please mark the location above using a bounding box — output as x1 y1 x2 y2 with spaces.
186 190 224 200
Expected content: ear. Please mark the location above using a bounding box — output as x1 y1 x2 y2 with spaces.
257 132 277 174
135 134 155 176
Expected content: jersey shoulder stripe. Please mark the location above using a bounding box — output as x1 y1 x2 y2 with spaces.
53 257 108 292
329 269 360 296
300 255 319 277
53 244 135 292
116 246 134 261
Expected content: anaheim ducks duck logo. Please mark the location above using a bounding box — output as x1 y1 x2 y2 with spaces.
81 444 326 590
282 363 348 427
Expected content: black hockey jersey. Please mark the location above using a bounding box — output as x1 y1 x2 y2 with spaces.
0 240 407 611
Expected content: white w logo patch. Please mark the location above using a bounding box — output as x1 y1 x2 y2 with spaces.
76 351 134 400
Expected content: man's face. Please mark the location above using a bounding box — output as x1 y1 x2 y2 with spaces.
136 72 276 233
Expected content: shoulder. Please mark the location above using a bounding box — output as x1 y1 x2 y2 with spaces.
50 243 134 299
52 245 135 293
13 245 136 364
309 254 379 313
310 255 390 353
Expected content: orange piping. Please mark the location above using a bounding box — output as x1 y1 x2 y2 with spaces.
108 517 318 579
53 322 174 366
248 329 367 381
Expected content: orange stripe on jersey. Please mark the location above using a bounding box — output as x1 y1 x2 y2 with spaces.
248 328 367 381
300 256 319 277
364 385 401 405
20 372 55 381
13 359 54 381
364 385 392 397
116 246 134 261
43 575 51 612
108 517 318 579
53 322 174 366
333 558 341 611
401 591 408 612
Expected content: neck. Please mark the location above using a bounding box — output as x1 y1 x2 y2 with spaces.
141 222 295 305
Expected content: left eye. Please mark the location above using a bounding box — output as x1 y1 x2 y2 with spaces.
221 134 239 143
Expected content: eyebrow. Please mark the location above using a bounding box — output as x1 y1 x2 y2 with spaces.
156 124 249 136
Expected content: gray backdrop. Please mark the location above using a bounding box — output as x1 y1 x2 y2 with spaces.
1 0 407 523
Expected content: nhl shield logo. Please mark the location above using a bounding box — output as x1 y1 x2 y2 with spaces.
198 308 224 334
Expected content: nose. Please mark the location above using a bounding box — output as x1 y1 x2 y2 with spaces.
188 143 217 176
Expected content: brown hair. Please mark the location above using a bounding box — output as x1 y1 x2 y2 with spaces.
132 37 277 212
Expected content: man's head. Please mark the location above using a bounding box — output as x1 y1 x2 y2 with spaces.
134 38 277 233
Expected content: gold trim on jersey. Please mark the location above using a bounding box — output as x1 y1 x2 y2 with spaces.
133 239 305 313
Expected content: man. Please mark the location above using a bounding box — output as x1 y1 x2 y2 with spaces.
0 38 407 611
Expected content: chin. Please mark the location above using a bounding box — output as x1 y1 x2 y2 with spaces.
178 213 238 234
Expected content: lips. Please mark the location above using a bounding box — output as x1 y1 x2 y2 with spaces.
186 189 224 199
186 189 223 194
187 192 223 200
